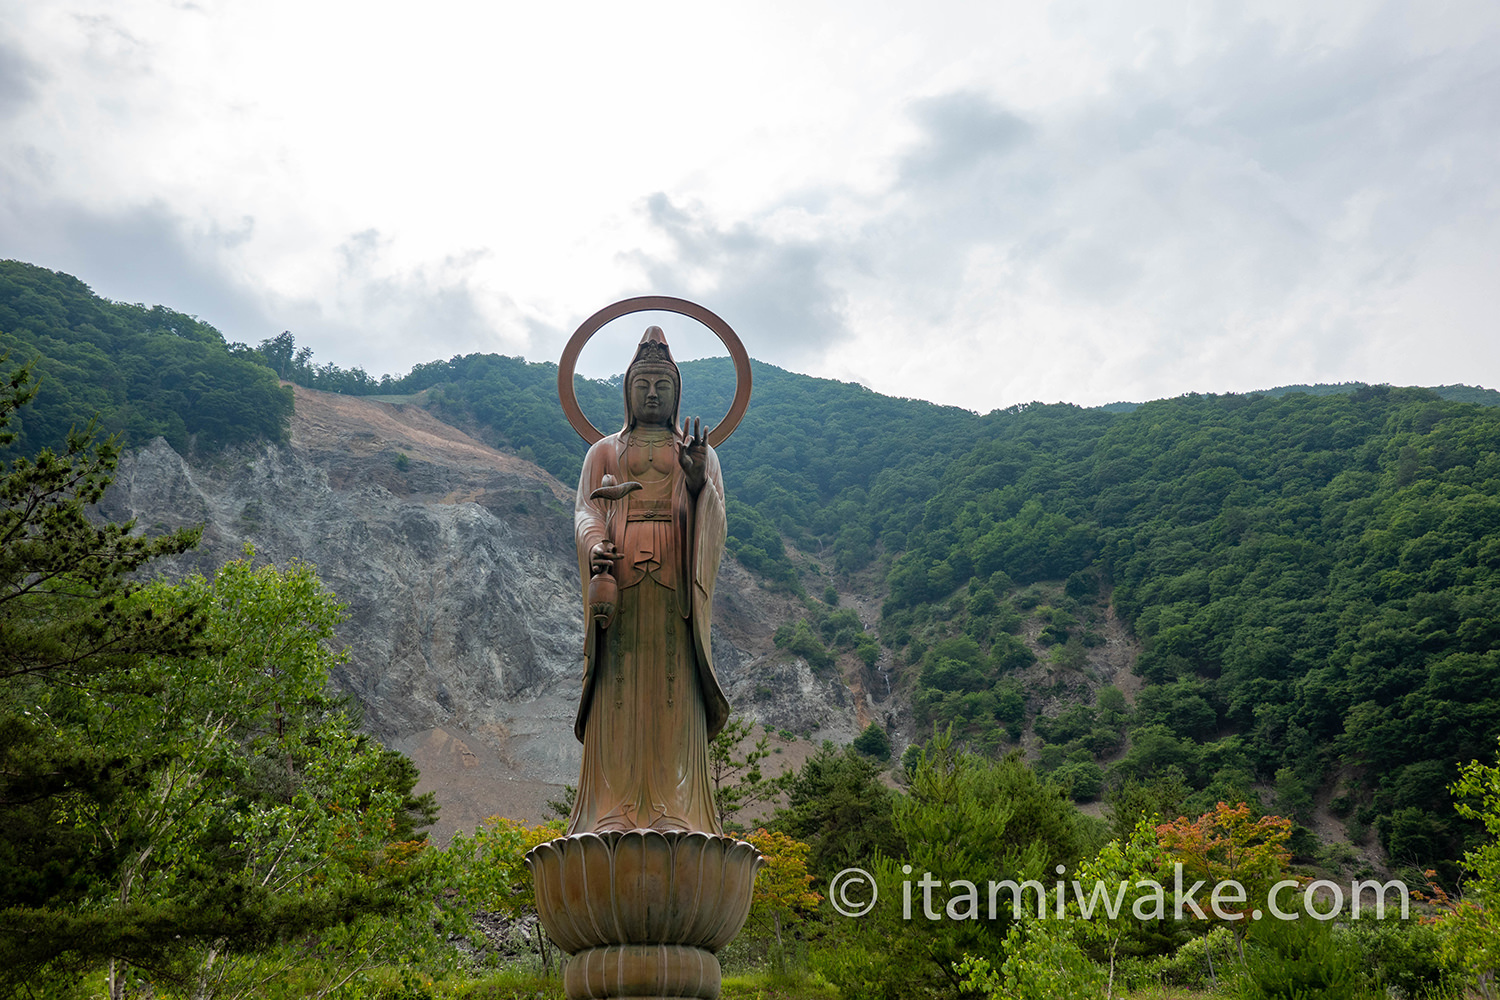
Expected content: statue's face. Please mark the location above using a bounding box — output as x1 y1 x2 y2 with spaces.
629 369 676 427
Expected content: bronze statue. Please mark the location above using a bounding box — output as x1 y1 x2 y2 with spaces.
567 326 730 835
534 298 757 1000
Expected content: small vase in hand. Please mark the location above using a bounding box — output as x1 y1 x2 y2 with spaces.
588 571 617 628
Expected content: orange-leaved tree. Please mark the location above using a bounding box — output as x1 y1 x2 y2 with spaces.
1156 801 1292 962
744 829 821 970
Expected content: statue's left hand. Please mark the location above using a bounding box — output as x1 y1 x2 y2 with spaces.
679 416 707 494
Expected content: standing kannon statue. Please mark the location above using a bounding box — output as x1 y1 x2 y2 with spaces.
532 297 758 1000
569 325 730 835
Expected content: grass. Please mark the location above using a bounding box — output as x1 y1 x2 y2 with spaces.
348 963 844 1000
443 967 566 1000
349 965 565 1000
721 968 842 1000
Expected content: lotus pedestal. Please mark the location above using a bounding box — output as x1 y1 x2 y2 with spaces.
527 830 763 1000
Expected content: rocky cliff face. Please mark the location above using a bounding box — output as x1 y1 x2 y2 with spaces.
99 387 865 839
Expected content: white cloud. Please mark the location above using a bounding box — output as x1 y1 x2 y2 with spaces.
0 0 1496 408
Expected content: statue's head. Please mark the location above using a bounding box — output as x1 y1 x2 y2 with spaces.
622 326 681 431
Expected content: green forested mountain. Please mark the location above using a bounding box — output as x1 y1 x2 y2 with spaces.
1101 380 1500 412
6 260 1500 880
0 261 292 455
380 347 1500 875
884 387 1500 878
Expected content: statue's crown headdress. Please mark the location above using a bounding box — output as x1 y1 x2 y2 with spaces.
622 326 681 431
629 326 676 369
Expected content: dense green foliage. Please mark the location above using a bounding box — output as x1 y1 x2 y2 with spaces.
881 387 1500 881
1103 381 1500 413
671 361 985 576
766 729 1467 1000
772 742 904 878
1433 737 1500 991
851 722 892 760
769 732 1090 1000
0 374 434 995
0 367 211 990
0 261 292 455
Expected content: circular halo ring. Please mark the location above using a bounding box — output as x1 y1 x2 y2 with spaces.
557 296 752 447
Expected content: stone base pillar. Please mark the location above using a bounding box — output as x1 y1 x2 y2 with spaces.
564 944 721 1000
527 831 762 1000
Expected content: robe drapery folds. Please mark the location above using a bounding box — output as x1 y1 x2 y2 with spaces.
568 429 731 836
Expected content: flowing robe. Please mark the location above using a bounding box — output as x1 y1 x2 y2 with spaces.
567 428 731 835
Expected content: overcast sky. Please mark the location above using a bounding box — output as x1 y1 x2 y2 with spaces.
2 1 1497 412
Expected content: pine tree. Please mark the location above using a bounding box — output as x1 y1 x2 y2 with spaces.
0 361 211 988
0 363 430 994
